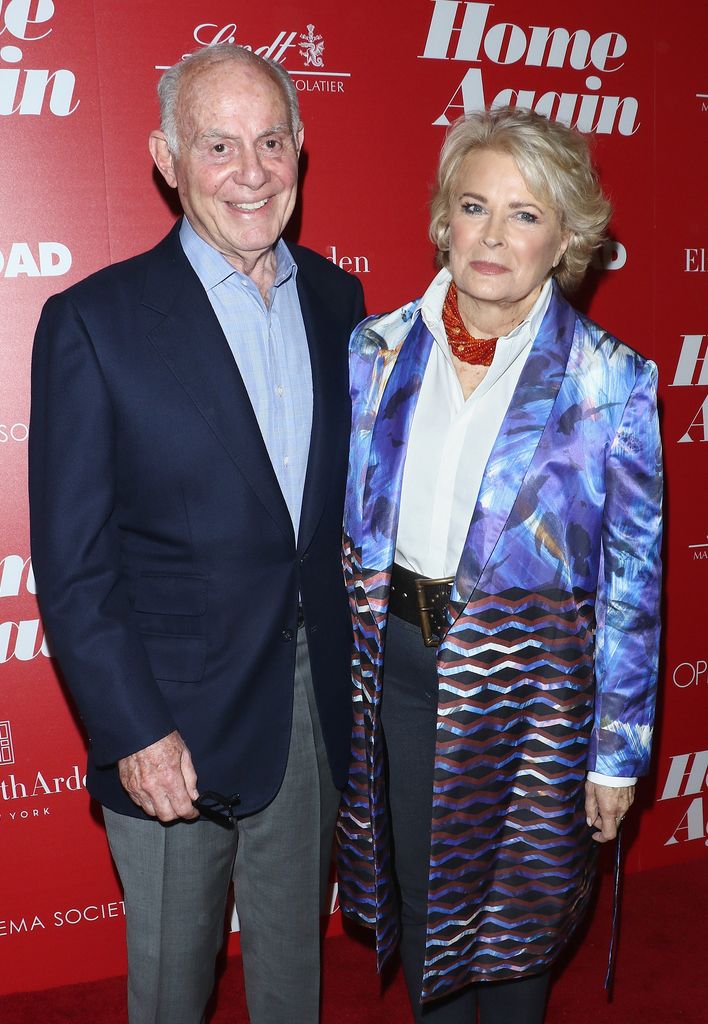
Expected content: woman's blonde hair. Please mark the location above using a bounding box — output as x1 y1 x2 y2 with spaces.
429 106 611 293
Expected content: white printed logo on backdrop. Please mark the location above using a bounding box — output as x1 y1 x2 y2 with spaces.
670 335 708 444
0 899 125 938
0 241 72 278
684 248 707 273
591 239 627 273
0 715 88 828
0 0 79 116
156 19 352 96
420 1 639 134
672 660 708 687
0 721 15 765
659 749 708 847
0 555 51 665
0 422 28 443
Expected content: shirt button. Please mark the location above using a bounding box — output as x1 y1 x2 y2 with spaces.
275 385 284 397
280 628 294 642
283 456 290 467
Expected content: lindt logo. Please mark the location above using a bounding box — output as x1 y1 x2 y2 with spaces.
156 22 351 96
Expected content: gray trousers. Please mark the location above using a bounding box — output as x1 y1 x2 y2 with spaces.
104 630 340 1024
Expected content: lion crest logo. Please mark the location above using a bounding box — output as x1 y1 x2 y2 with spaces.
299 24 325 67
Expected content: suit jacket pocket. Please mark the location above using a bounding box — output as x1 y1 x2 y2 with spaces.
134 573 208 616
140 632 206 683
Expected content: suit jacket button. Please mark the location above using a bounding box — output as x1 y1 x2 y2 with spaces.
281 628 294 642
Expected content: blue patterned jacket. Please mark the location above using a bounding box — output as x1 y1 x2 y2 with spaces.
337 283 662 1001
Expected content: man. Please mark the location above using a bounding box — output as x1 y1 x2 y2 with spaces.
29 44 364 1024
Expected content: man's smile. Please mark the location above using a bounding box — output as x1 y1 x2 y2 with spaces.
228 198 270 211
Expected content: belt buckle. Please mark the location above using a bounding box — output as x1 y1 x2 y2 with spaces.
414 576 454 648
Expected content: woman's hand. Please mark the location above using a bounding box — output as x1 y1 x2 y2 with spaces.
584 781 635 843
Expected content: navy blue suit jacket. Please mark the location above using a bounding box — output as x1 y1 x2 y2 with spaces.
29 221 365 818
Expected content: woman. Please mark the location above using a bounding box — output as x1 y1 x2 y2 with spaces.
337 107 662 1023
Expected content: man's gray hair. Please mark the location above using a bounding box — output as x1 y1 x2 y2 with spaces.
157 43 302 154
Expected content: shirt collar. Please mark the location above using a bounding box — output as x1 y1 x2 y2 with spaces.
420 266 553 354
179 217 297 293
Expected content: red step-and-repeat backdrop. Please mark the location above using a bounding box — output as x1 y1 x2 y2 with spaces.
1 0 706 995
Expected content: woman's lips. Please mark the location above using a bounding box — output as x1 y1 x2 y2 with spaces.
469 261 509 275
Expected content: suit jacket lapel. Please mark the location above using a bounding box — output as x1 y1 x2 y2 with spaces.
294 254 343 554
142 226 294 543
361 315 435 571
452 285 577 604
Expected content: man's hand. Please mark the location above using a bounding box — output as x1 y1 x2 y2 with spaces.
118 730 199 822
584 781 635 843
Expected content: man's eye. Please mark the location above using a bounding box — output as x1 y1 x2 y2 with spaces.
212 143 227 155
263 138 282 151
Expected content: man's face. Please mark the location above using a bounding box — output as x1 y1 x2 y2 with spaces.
151 61 302 271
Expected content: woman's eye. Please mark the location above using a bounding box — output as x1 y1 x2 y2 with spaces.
462 202 483 215
517 210 538 223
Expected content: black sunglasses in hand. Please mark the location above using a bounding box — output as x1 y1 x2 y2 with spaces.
192 790 241 829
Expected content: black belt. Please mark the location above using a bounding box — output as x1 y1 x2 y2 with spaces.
389 563 454 647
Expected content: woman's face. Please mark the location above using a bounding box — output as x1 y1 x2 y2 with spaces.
448 148 569 323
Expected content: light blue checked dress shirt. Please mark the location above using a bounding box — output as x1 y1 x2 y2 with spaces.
180 218 313 536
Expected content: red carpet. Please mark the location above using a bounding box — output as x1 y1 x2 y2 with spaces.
2 859 705 1022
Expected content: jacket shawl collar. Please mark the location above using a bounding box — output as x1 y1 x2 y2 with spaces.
352 285 577 626
360 313 435 574
451 283 577 607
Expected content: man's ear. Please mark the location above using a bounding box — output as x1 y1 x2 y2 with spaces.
149 130 177 189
